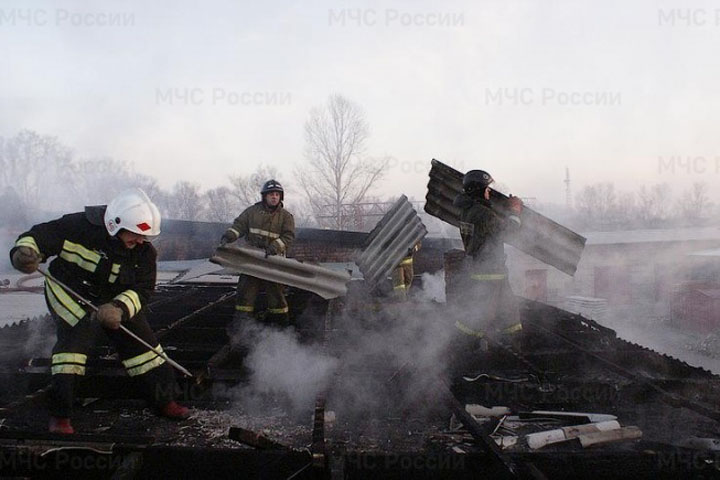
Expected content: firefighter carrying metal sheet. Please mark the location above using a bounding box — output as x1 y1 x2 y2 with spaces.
9 188 189 434
221 180 295 327
450 170 523 359
392 241 421 301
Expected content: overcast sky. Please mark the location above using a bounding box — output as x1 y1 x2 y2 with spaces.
2 0 720 205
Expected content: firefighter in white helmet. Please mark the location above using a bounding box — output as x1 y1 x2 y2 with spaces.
9 188 189 434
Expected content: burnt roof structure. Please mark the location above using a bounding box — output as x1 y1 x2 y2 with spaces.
2 276 720 479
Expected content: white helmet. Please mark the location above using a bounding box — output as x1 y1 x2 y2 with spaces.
104 188 161 237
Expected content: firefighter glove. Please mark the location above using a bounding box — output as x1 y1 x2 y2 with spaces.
265 243 279 256
97 303 123 330
11 246 40 274
507 195 523 214
220 232 235 246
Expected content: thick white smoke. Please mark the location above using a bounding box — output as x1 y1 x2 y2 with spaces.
228 318 338 416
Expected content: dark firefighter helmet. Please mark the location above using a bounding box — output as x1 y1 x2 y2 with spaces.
462 170 494 195
260 179 284 200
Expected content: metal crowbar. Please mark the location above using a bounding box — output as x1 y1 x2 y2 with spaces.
37 267 193 378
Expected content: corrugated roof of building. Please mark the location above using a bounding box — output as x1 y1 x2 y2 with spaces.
689 248 720 257
583 226 720 245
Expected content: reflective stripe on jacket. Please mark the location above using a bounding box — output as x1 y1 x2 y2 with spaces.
224 202 295 253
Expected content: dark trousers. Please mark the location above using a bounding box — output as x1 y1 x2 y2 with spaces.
48 310 175 418
446 274 521 377
235 275 289 327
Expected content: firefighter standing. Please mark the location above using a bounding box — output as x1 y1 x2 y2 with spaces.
9 188 189 434
221 180 295 327
392 241 421 301
451 170 523 347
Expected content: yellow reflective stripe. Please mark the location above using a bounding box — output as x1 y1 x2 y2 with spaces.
470 274 507 281
267 307 289 314
51 352 87 375
109 263 121 283
15 236 41 255
393 285 407 290
115 290 142 317
46 286 80 326
52 364 86 375
45 279 86 326
52 353 87 365
63 240 101 263
400 258 413 266
228 227 240 237
235 305 254 312
60 250 98 273
502 323 523 335
455 320 485 338
126 355 166 377
60 240 101 272
249 228 280 239
122 346 164 369
122 346 166 376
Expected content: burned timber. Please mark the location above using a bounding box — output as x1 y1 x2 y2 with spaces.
2 228 720 478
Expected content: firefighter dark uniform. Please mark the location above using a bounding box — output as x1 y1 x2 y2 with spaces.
392 242 420 301
452 186 523 341
223 192 295 326
10 206 175 419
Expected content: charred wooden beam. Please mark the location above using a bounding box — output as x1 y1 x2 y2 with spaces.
228 427 288 450
311 396 327 469
440 380 520 479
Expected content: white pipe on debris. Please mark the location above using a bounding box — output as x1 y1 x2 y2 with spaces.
527 420 621 449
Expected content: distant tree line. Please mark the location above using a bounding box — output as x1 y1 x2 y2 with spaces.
0 95 394 231
0 130 316 227
569 181 716 230
2 95 717 234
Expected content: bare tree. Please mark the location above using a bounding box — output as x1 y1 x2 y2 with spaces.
203 186 238 222
228 165 279 210
677 182 713 222
297 94 389 230
0 130 74 209
636 184 672 226
133 175 163 202
284 197 317 228
70 158 131 206
575 183 620 229
615 191 636 226
164 181 205 220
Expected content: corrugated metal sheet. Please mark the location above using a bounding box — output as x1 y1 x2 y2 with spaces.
354 195 428 288
425 159 586 276
210 246 351 299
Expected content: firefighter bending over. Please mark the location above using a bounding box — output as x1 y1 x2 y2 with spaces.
9 188 189 434
221 180 295 327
